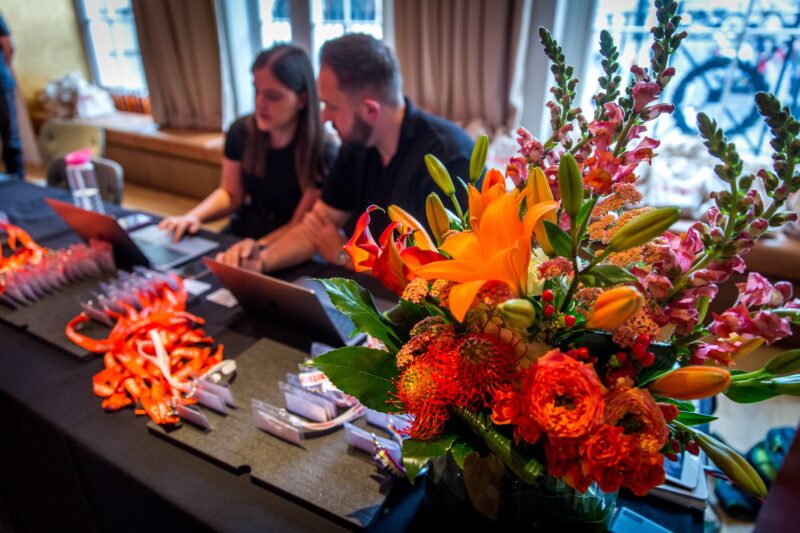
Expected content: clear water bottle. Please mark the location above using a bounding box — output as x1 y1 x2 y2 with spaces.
65 148 104 214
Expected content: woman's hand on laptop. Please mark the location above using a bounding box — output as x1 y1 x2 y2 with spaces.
159 214 201 241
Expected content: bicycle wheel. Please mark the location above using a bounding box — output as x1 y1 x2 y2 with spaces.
672 57 769 136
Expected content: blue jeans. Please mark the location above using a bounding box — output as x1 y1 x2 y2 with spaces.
0 88 23 178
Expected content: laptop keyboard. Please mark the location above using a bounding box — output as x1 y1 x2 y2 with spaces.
133 238 187 266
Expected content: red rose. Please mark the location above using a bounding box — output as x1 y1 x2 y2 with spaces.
513 417 543 445
545 437 580 478
657 402 679 422
580 424 628 471
625 452 666 496
563 461 593 493
492 389 522 425
594 464 625 493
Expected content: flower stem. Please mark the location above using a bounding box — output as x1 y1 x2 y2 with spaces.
453 406 544 485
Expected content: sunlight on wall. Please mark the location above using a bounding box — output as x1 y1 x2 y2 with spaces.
2 0 89 107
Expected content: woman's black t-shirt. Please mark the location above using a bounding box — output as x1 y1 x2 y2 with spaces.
223 116 302 239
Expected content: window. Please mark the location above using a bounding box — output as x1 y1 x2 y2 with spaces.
582 0 800 159
76 0 148 92
261 0 293 48
258 0 386 71
311 0 383 69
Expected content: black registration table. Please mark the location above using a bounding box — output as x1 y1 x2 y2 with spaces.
0 182 703 532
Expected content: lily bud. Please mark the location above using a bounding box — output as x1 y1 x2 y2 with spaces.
470 134 489 184
387 205 437 251
585 286 644 329
557 153 583 218
695 295 710 324
525 166 555 204
765 349 800 376
607 207 681 252
497 298 536 329
425 193 451 246
525 167 557 255
695 432 767 498
731 335 765 360
425 154 455 196
648 366 731 400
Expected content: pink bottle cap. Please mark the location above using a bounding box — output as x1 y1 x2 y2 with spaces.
65 148 94 166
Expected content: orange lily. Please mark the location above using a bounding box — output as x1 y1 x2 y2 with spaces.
467 168 506 226
523 166 559 255
387 205 437 251
344 205 382 272
344 206 444 294
415 191 558 321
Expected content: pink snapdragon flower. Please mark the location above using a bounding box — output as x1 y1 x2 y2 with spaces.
515 127 544 162
633 82 662 113
736 272 793 308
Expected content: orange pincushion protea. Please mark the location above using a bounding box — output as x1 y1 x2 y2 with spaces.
446 333 519 409
526 351 605 439
603 387 668 454
393 357 455 440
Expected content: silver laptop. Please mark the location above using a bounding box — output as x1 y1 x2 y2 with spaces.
46 197 218 271
204 257 372 347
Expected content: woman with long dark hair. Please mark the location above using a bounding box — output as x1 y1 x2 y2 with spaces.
160 45 335 241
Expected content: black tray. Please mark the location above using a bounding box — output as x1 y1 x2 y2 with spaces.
148 338 395 529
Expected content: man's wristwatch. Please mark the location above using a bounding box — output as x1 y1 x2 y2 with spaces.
335 250 349 266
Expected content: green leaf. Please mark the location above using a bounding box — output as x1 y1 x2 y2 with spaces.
653 396 695 412
543 220 573 258
765 349 800 375
724 384 779 404
383 300 429 333
675 412 718 426
581 264 637 287
402 435 456 481
450 439 479 470
312 346 398 412
318 278 402 352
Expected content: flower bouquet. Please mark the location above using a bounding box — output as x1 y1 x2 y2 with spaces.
311 0 800 527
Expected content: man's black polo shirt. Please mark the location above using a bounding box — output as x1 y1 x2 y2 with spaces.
322 98 473 236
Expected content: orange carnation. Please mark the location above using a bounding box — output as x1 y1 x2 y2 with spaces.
603 387 668 454
526 351 605 439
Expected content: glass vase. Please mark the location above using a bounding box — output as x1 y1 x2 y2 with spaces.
424 454 617 531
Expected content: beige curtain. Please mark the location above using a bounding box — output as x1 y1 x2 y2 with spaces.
132 0 224 130
394 0 532 131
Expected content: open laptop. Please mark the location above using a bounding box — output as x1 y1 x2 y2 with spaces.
46 197 218 271
204 257 379 347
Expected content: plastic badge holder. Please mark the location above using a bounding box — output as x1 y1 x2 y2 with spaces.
366 409 413 434
197 378 237 408
343 422 402 464
195 388 228 414
279 382 336 423
285 372 302 387
310 341 335 358
251 399 305 447
176 403 211 431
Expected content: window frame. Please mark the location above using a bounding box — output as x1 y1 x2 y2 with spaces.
72 0 148 93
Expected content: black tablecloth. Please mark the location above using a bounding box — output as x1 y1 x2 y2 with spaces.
0 183 702 532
